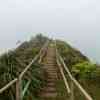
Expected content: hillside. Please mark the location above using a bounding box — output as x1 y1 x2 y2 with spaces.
0 34 48 100
56 40 100 100
0 35 100 100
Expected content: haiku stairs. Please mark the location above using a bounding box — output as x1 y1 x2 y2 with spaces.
0 41 93 100
39 44 58 99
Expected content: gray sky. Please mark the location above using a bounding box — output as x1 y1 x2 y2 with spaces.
0 0 100 63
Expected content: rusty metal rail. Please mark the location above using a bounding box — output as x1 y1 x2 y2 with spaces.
55 42 93 100
0 41 49 100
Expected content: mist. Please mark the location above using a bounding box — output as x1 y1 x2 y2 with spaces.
0 0 99 63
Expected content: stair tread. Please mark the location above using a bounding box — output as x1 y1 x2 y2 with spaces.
39 46 58 99
40 92 57 98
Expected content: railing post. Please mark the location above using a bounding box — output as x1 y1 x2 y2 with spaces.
70 81 74 100
39 55 42 63
16 77 22 100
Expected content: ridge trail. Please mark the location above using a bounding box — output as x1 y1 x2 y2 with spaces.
39 44 59 100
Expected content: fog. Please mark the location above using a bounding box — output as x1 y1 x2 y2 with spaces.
0 0 99 63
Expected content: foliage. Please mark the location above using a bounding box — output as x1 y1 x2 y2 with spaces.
72 61 96 78
0 34 48 100
56 40 100 100
56 40 88 70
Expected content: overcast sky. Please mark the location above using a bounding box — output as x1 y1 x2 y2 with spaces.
0 0 99 63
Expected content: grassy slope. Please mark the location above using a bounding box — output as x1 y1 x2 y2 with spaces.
56 40 100 100
0 34 48 100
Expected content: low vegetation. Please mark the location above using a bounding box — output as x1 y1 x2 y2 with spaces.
0 35 100 100
0 34 48 100
56 40 100 100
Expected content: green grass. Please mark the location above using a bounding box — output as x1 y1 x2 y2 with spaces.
56 78 68 100
0 34 48 100
77 79 100 100
56 39 100 100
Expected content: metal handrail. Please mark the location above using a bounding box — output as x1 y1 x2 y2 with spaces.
0 41 49 100
56 43 93 100
20 40 49 79
57 58 71 94
0 78 18 94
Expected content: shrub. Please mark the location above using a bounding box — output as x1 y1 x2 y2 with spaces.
72 61 96 78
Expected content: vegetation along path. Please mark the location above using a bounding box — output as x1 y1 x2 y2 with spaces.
0 35 97 100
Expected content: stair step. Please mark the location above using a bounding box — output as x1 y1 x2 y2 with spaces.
47 77 57 79
47 74 58 78
40 92 57 98
46 71 57 73
39 46 58 99
47 72 57 74
46 70 57 72
47 79 57 82
46 83 55 87
41 87 56 92
43 66 57 68
47 74 57 77
45 63 56 64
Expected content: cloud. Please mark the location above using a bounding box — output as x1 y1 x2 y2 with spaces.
0 0 99 63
